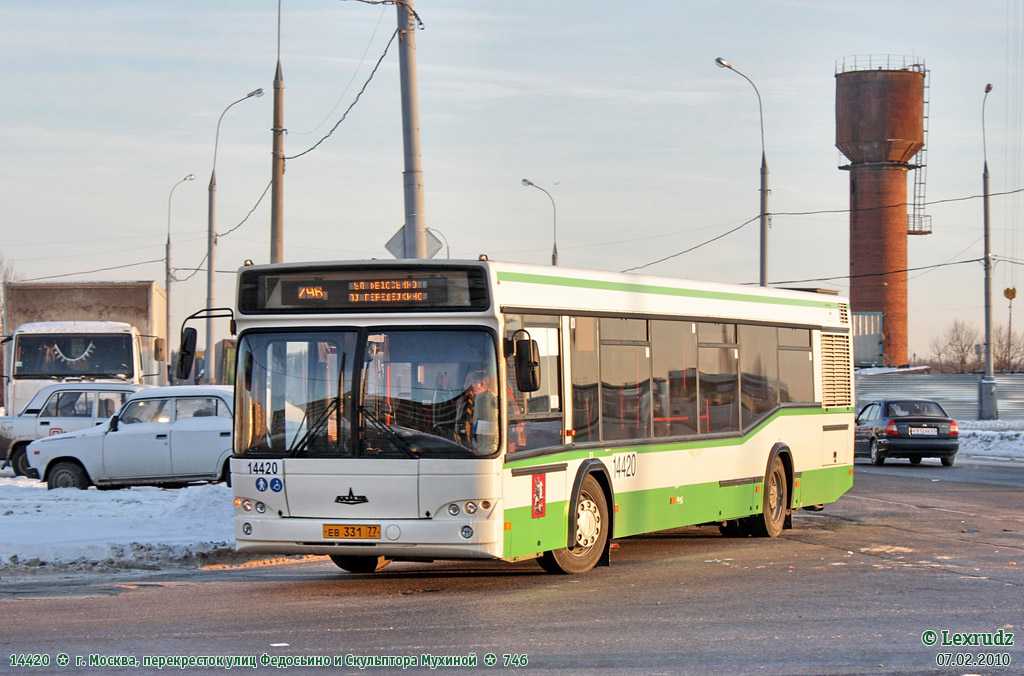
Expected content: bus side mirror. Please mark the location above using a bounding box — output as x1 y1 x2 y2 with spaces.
514 339 541 393
154 337 167 362
176 327 198 381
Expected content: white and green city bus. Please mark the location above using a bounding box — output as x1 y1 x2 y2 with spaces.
189 259 853 575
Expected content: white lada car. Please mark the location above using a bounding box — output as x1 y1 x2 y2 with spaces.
25 385 234 490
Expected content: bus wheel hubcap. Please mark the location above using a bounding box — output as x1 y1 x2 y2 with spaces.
575 497 600 548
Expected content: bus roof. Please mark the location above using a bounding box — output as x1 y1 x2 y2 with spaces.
234 259 850 329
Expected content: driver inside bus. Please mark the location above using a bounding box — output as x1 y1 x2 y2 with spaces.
456 369 498 454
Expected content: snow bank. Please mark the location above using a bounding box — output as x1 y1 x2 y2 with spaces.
0 476 242 578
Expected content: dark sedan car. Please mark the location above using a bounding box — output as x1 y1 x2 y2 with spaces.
854 399 959 467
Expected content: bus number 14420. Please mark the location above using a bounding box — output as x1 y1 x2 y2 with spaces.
613 452 637 479
246 461 280 475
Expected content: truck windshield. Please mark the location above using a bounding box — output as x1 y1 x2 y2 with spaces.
236 329 499 459
13 334 134 379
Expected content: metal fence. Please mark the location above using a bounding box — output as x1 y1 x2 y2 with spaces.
855 373 1024 420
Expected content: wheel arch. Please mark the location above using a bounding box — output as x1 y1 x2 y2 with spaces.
7 440 30 468
767 442 795 511
43 456 92 484
220 457 233 486
567 458 615 567
8 439 30 460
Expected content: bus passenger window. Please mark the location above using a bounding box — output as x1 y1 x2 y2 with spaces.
651 321 697 437
698 323 739 433
570 317 599 443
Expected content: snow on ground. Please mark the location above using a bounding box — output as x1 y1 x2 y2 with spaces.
0 479 249 580
1 425 1021 580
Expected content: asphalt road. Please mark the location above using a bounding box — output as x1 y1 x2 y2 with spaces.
2 459 1022 676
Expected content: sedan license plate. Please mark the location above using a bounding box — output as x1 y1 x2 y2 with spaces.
909 427 938 436
323 524 381 540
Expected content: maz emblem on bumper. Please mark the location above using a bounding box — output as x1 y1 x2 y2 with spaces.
335 488 368 505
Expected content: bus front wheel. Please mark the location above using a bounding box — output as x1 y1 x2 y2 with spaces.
329 555 390 574
539 475 608 575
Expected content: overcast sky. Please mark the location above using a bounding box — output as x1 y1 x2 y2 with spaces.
1 1 1021 359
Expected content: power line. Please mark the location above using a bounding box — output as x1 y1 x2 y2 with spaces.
173 253 208 283
770 258 982 285
620 217 758 273
623 187 1024 274
772 186 1024 219
25 259 165 282
218 180 272 239
27 184 1024 288
285 28 399 161
291 6 389 136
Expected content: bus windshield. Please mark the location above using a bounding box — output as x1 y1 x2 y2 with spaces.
236 329 499 459
13 334 135 379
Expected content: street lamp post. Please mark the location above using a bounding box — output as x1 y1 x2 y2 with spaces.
716 57 769 287
206 88 263 383
166 173 195 383
980 83 998 419
521 179 557 266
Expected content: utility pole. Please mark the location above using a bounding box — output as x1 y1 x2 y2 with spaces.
271 59 285 264
397 0 426 259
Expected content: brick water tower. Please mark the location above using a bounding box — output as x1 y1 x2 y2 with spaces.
836 55 928 367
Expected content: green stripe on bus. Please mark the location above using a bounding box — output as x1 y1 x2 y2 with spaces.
503 407 855 470
495 271 839 309
502 464 853 559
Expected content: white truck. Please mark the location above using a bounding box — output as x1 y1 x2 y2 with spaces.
1 280 168 413
2 321 163 417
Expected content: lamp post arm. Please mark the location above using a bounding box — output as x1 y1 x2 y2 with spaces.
732 69 765 158
211 89 263 177
534 185 557 266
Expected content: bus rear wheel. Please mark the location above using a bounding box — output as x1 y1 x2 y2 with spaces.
329 555 390 574
747 455 788 538
539 475 608 574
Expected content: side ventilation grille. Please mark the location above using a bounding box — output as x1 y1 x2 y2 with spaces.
821 332 853 407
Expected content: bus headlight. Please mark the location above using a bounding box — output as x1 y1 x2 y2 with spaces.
235 498 253 512
255 502 266 514
242 522 253 535
447 504 460 516
464 501 478 514
460 526 474 539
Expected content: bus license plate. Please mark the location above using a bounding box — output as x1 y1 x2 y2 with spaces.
323 524 381 540
909 427 937 436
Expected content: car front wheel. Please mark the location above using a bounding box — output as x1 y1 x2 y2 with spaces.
47 461 90 490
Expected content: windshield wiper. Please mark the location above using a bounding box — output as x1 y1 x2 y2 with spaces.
288 397 340 457
359 405 417 458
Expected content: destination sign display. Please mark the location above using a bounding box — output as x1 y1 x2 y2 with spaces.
239 266 489 313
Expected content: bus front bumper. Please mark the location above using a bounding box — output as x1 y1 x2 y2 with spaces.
233 515 505 560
